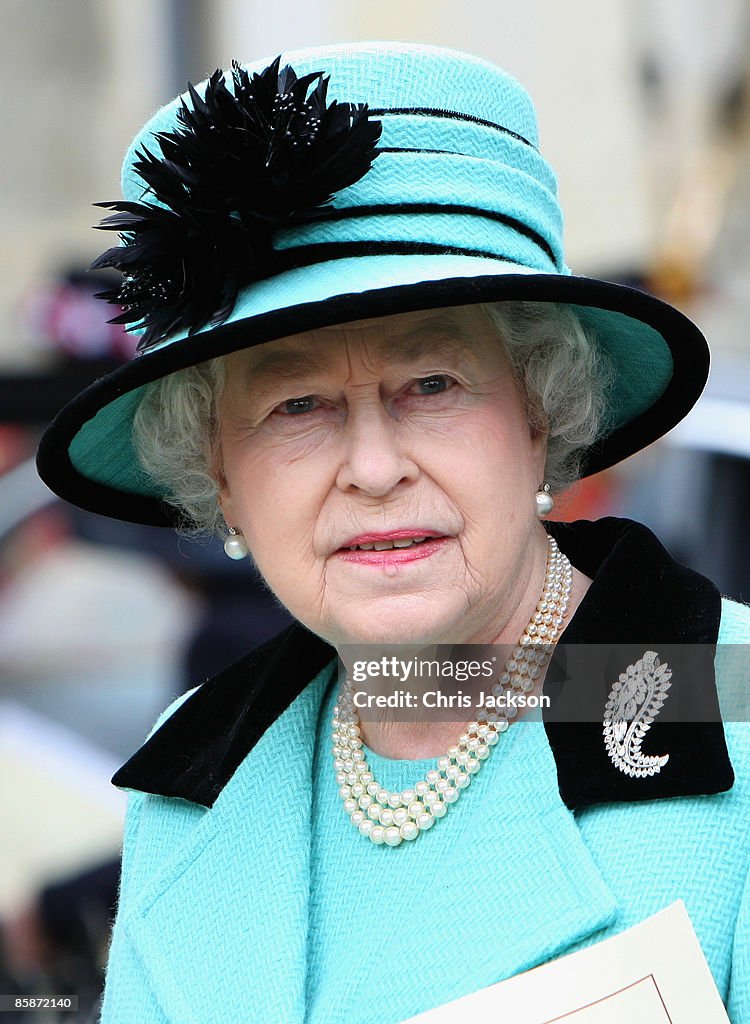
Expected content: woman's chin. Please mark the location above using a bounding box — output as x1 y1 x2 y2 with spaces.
328 607 462 647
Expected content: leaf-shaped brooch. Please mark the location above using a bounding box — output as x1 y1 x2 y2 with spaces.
603 650 672 778
90 57 383 351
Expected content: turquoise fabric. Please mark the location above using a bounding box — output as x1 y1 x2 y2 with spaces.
99 598 750 1023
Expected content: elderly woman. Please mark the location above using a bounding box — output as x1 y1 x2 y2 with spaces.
37 42 750 1023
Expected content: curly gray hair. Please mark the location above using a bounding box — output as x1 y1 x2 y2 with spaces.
132 301 613 536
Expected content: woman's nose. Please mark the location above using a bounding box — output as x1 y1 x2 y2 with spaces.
335 396 418 497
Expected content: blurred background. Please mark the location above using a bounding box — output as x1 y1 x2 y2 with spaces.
2 0 750 1019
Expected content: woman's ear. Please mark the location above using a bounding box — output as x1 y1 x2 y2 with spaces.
530 420 549 483
213 445 234 524
218 490 234 529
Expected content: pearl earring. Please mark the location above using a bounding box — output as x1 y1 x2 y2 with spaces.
535 483 554 518
224 526 249 560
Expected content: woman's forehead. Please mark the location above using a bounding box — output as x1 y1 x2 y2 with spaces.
236 304 497 373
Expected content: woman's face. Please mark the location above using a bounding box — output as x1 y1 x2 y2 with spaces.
217 304 549 646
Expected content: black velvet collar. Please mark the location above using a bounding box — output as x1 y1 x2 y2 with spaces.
111 517 734 809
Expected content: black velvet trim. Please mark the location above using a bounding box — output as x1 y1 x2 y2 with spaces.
543 518 733 809
37 274 708 528
109 518 734 811
284 204 558 266
369 107 536 148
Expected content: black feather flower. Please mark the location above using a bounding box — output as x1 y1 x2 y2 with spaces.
91 57 382 351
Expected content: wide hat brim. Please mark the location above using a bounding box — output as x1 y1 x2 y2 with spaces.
36 252 708 527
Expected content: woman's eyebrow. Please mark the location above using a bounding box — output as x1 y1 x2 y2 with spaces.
243 349 331 392
383 326 480 368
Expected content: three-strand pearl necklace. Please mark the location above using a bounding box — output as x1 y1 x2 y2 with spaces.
332 534 574 846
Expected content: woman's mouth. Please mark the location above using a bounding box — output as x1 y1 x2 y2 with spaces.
346 535 431 551
334 531 450 565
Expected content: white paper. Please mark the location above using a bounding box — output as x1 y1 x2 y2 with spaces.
404 901 730 1023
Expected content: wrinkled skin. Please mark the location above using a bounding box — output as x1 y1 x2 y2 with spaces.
217 304 554 650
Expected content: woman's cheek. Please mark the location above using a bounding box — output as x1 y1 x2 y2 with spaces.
222 419 335 504
250 418 341 467
244 456 328 559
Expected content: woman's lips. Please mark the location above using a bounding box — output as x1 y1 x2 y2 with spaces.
338 529 445 548
333 532 450 565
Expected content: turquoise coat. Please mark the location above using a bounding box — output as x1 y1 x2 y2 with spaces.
99 520 750 1023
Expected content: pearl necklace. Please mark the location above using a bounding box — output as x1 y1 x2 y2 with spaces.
332 534 573 846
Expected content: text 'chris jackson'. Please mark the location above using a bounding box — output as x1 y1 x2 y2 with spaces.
350 690 550 710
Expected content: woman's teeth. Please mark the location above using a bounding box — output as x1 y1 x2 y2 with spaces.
347 536 432 551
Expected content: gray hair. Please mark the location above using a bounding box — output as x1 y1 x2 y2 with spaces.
132 301 613 536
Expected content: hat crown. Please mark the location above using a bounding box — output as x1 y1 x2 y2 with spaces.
123 41 541 200
114 39 565 341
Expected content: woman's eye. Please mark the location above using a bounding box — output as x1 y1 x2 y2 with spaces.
279 395 318 415
413 374 453 395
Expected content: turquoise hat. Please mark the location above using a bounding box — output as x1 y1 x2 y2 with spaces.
37 41 708 526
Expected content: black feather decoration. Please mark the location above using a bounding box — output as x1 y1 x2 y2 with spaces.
91 57 382 351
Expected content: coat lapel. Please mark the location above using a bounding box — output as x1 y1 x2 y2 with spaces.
121 666 333 1024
